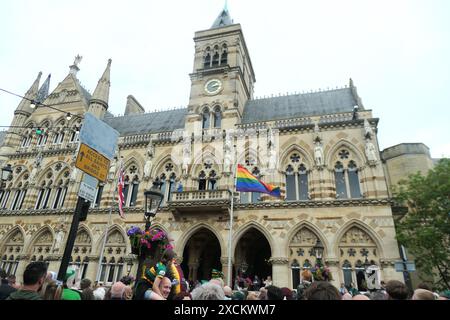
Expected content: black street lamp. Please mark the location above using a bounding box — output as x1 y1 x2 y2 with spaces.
144 189 164 231
127 260 133 276
313 239 324 262
1 164 12 189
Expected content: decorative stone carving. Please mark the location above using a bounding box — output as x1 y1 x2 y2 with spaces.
365 138 378 163
269 257 289 265
29 151 43 185
364 119 374 139
340 227 375 245
314 141 324 167
107 230 125 244
291 228 318 245
0 224 13 236
75 230 91 244
36 230 53 244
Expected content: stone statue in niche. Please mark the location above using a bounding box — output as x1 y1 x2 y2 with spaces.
314 141 324 167
29 151 43 185
365 139 378 162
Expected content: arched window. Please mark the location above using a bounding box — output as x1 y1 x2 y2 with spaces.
220 44 228 65
213 106 222 128
285 153 309 201
334 150 362 199
342 260 353 288
208 170 217 190
202 108 210 129
167 172 177 201
70 229 92 279
10 178 28 211
123 164 141 207
204 47 211 68
212 46 220 67
98 229 126 284
334 161 347 199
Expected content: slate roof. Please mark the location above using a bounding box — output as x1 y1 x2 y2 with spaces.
0 131 6 147
104 109 187 135
242 88 358 124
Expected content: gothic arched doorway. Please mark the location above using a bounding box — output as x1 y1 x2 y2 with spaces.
181 228 221 283
234 228 271 283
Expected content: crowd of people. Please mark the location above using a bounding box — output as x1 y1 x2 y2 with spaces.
1 261 449 301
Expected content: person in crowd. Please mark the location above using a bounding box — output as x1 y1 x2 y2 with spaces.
80 278 94 300
370 290 387 300
136 249 175 300
353 294 371 300
259 287 268 300
191 282 225 300
0 269 17 300
253 275 261 291
417 282 432 291
342 292 353 300
173 291 192 300
110 281 131 300
266 285 284 300
385 280 409 300
209 277 224 289
7 262 47 300
280 287 294 300
145 276 172 300
339 283 348 296
61 269 82 300
7 275 20 290
412 289 436 300
348 282 359 296
304 281 341 300
232 291 245 300
223 285 232 300
246 291 259 300
119 275 134 286
93 282 106 300
42 279 62 300
263 275 272 287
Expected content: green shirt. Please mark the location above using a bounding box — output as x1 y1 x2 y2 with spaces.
62 288 82 300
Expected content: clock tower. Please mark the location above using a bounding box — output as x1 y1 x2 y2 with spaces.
186 7 256 133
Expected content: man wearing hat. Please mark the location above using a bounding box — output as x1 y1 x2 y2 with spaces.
61 269 81 300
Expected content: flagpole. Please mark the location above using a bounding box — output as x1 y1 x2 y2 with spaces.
95 173 118 282
227 158 238 288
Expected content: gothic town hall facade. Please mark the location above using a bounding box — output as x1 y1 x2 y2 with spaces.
0 9 434 289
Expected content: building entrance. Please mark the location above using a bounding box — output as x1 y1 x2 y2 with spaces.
181 228 221 283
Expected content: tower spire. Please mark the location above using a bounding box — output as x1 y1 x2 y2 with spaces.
16 71 42 115
36 74 51 104
211 2 233 28
89 59 112 118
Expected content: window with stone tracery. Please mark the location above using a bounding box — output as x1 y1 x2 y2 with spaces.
30 229 53 267
69 229 92 279
0 230 24 276
98 229 126 284
123 164 140 207
333 149 362 199
239 166 263 204
9 170 29 211
338 226 380 291
153 161 178 204
285 152 309 201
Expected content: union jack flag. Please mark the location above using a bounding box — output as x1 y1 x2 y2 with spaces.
117 164 125 219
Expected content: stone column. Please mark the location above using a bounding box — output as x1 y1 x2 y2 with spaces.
325 259 340 288
220 256 234 287
270 257 290 288
85 256 100 282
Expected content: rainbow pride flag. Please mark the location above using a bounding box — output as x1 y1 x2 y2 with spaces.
236 164 281 197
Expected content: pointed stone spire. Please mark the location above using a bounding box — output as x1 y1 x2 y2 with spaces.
15 71 42 115
211 2 233 28
36 74 51 104
89 59 111 118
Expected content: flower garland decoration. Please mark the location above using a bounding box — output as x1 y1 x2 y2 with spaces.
311 260 333 281
127 226 173 256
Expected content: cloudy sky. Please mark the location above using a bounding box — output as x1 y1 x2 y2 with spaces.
1 0 449 158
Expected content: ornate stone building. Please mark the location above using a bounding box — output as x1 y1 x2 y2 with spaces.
0 8 433 289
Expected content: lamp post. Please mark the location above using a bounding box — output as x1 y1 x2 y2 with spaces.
127 260 133 276
313 239 324 263
134 189 163 282
1 164 12 189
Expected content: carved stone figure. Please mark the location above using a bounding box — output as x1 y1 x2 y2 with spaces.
365 139 378 162
29 151 43 185
314 141 324 166
182 137 191 175
268 145 277 170
108 157 118 180
53 225 66 253
73 54 82 67
143 154 153 179
69 166 78 182
364 119 374 138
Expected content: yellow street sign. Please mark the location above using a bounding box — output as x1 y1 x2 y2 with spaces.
75 143 110 182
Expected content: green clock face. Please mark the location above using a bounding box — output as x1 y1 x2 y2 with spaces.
204 79 222 95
